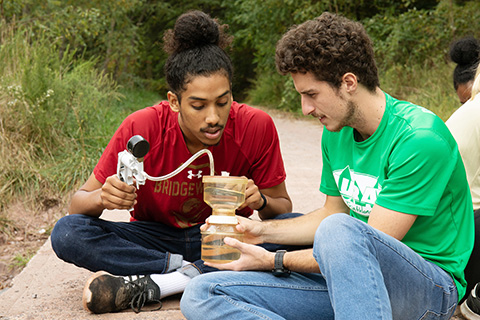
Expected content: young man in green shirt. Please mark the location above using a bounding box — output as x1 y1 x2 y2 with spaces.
180 12 474 319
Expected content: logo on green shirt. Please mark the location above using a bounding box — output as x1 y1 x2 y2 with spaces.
333 166 382 216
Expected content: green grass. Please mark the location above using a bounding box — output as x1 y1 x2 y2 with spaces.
380 61 460 121
0 21 162 216
11 251 36 269
44 87 163 196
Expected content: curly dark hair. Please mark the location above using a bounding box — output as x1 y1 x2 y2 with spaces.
449 36 480 90
163 10 234 98
275 12 379 92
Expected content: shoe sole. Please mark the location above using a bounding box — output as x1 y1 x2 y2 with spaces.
460 300 480 320
82 271 110 313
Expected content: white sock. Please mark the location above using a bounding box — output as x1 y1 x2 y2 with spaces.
182 260 192 267
150 271 191 299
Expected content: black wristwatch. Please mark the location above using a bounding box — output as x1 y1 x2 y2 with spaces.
272 250 290 277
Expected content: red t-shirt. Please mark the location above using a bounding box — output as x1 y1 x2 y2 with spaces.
94 101 286 228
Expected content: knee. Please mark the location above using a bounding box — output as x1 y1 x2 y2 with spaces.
313 214 359 257
50 215 86 257
315 213 352 242
180 274 214 317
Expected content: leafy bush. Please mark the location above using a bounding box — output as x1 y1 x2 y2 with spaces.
365 0 480 119
2 0 146 86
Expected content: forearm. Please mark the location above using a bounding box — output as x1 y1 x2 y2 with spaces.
260 208 327 245
283 249 321 273
257 193 292 220
68 173 137 216
252 248 320 273
254 182 292 220
207 237 320 273
68 189 104 217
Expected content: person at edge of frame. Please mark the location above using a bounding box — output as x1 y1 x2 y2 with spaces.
447 36 480 319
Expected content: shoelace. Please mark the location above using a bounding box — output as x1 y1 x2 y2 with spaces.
125 276 162 313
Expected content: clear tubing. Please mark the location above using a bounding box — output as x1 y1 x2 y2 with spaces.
145 149 214 182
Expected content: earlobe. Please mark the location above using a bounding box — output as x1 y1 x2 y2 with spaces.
167 91 180 112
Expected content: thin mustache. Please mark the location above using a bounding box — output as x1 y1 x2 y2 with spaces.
200 125 224 132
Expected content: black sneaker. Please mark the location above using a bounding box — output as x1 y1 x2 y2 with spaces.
461 283 480 320
83 271 162 314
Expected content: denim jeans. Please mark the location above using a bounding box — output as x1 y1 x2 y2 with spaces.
51 212 305 277
181 214 458 320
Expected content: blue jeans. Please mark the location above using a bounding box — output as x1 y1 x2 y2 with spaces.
181 214 458 320
51 212 305 277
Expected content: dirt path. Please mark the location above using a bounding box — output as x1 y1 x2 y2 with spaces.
0 107 467 319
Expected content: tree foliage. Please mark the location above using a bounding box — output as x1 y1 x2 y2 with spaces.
0 0 478 111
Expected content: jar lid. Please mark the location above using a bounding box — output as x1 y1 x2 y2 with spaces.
202 175 248 185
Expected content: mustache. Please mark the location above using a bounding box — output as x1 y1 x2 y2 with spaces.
200 125 224 133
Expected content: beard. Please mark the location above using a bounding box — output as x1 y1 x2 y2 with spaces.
340 100 358 128
202 141 221 148
327 99 360 133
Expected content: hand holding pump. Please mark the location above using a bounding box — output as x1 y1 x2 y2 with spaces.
117 135 150 189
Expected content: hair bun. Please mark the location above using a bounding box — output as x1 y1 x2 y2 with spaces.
450 36 480 66
164 11 220 54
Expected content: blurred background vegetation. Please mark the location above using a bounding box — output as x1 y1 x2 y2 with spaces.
1 0 479 220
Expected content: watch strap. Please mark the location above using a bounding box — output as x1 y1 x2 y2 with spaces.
257 192 267 211
272 250 290 277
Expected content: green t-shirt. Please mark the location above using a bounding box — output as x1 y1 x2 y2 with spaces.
320 92 474 300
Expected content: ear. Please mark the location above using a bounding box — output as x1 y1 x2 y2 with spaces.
342 73 358 93
167 91 180 112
